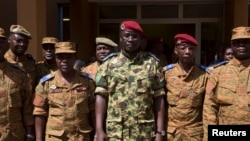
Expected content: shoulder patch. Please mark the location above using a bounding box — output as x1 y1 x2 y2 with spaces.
12 63 26 72
148 52 160 62
199 64 207 72
80 72 94 80
163 64 174 72
102 53 118 62
206 61 227 74
39 73 54 84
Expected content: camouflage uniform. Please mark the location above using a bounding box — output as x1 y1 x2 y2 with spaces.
33 70 95 141
0 60 34 140
203 58 250 140
81 61 100 79
4 49 36 91
164 63 207 141
35 60 58 85
95 51 165 140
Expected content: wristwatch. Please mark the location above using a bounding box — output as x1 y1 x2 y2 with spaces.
156 130 165 136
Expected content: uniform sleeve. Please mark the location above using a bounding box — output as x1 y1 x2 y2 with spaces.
203 69 220 140
152 61 166 97
94 62 109 98
21 73 35 126
33 82 49 116
88 79 96 111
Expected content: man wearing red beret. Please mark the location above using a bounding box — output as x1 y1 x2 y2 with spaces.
163 33 207 141
95 20 166 141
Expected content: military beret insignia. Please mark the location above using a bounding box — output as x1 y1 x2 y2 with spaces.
120 24 125 30
177 38 182 44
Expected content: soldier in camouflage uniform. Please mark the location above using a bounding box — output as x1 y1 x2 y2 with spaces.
82 37 117 79
163 34 207 141
35 37 59 86
4 25 36 92
203 27 250 140
33 41 96 141
0 27 35 141
95 20 166 141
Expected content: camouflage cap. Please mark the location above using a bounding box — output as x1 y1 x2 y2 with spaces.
231 26 250 40
55 41 76 54
0 27 6 38
41 37 59 45
10 24 31 39
96 37 118 47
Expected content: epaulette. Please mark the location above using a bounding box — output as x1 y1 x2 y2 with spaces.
206 61 227 74
39 73 54 84
199 64 207 72
102 53 118 62
148 52 160 62
12 63 26 72
26 54 36 62
80 72 94 80
163 64 174 72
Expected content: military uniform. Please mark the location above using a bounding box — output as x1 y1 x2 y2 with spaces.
35 37 59 85
35 60 58 84
95 51 165 140
5 25 36 92
203 58 250 140
164 63 207 141
203 26 250 140
33 41 96 141
0 60 34 140
82 61 99 79
4 49 36 89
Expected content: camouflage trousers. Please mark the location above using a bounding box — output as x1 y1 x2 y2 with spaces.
46 132 90 141
108 137 155 141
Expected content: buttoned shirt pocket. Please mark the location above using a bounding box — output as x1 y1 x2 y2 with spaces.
75 86 91 113
167 91 180 106
189 88 205 107
106 109 122 138
218 81 236 105
47 107 64 136
136 73 154 94
137 119 155 138
107 73 127 94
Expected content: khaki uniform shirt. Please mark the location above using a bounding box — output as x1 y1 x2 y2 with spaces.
35 60 58 85
4 49 36 91
33 71 95 138
81 61 100 79
203 58 250 140
164 63 207 140
95 51 165 140
0 61 34 140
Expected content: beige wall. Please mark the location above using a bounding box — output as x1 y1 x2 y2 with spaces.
225 0 248 45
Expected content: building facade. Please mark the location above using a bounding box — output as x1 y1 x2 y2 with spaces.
0 0 248 65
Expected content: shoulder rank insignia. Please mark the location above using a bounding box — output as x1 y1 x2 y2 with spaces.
39 73 54 84
148 52 160 62
80 72 94 80
12 63 26 72
206 61 227 74
163 64 174 72
102 53 118 62
199 64 207 72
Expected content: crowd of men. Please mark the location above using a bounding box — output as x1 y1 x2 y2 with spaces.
0 20 249 141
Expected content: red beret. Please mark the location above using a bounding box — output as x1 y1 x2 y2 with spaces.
120 20 143 34
174 33 198 46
